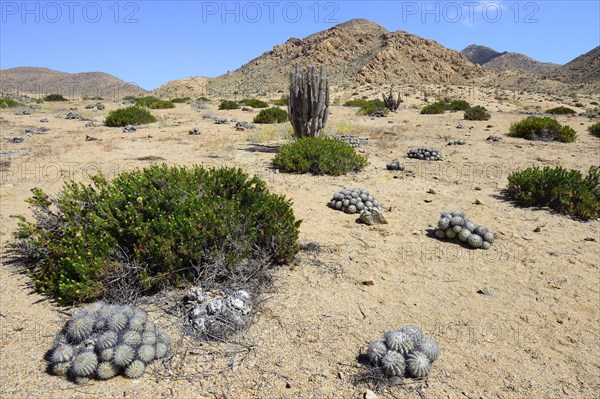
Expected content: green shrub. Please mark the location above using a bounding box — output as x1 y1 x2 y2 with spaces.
420 102 447 114
273 96 289 106
0 97 22 108
253 107 288 124
218 100 240 110
272 137 368 176
104 106 157 127
357 99 387 116
135 96 174 109
9 165 300 304
343 99 370 108
507 166 600 220
509 117 577 143
545 106 576 115
240 98 269 108
446 99 471 111
170 97 190 103
44 94 68 102
123 95 138 102
196 96 211 103
588 122 600 137
464 105 491 121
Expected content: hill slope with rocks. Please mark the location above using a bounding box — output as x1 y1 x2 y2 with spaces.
461 45 560 76
545 46 600 84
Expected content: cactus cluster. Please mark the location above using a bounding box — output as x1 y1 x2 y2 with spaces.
366 325 439 379
328 188 382 215
407 147 443 161
435 210 495 249
184 286 253 340
335 134 366 148
386 159 405 171
46 301 169 384
382 85 402 112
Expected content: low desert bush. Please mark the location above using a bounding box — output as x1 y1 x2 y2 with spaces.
273 96 289 106
273 137 368 176
588 122 600 137
104 106 157 127
545 106 576 115
464 105 491 121
446 99 471 111
508 117 577 143
420 102 447 114
240 98 268 108
253 107 288 124
170 97 191 103
0 97 22 108
9 165 301 304
44 94 68 102
506 166 600 220
218 100 240 110
136 96 175 109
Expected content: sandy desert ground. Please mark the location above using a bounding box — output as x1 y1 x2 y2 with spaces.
0 85 599 399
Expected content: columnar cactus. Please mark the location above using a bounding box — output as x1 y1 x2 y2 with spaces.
46 301 170 383
364 325 440 379
288 64 330 138
382 84 402 112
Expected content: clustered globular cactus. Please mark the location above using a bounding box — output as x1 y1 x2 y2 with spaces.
46 301 169 384
335 134 365 148
386 159 405 171
366 325 439 379
184 286 253 340
435 211 495 249
407 147 443 161
328 188 382 215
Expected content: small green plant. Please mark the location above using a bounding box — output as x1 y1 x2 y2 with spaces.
343 99 370 108
590 101 598 106
170 97 190 103
357 99 386 116
272 137 368 176
218 100 240 110
507 166 600 220
240 98 268 108
588 122 600 137
135 96 174 109
545 106 576 115
446 100 471 111
273 96 289 106
123 95 138 102
44 94 68 102
104 106 157 127
196 96 211 103
253 107 288 124
509 117 577 143
9 165 300 304
464 105 491 121
0 97 22 108
420 102 447 114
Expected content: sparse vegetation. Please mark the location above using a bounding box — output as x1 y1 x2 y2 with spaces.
273 96 289 106
421 99 471 114
240 98 268 108
588 122 600 137
253 107 288 124
170 97 190 103
464 105 491 121
446 99 471 111
218 100 240 110
196 96 211 103
44 94 68 102
135 96 175 109
104 106 157 127
420 102 447 114
545 106 576 115
509 117 577 143
272 137 367 176
9 165 300 304
507 166 600 220
0 97 22 108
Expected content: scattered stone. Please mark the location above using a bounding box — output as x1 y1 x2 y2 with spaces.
24 128 34 134
40 118 49 123
407 147 442 161
85 104 95 109
456 124 465 129
486 135 502 142
369 110 386 118
475 199 483 205
123 125 137 133
522 234 533 241
427 188 437 194
584 237 596 242
188 128 201 135
447 139 466 145
65 112 82 120
533 226 542 233
386 159 405 171
37 127 50 133
358 208 388 225
474 186 482 191
364 389 378 399
424 199 433 203
477 287 495 297
9 137 24 143
213 117 228 124
362 280 375 286
235 121 256 130
85 121 96 127
29 104 41 109
85 135 99 141
96 103 105 110
15 108 31 115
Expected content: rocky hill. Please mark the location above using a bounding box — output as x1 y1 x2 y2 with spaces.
461 45 560 76
0 67 147 100
152 76 210 99
545 46 600 84
207 18 485 93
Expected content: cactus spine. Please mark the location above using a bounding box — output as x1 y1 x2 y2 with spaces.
288 64 330 138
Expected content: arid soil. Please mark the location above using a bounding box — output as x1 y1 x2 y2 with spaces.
1 85 599 399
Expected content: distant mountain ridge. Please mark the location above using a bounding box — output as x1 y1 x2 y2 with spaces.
0 67 147 99
461 45 560 76
545 46 600 84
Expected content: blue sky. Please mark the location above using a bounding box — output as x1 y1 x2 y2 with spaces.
1 1 598 90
